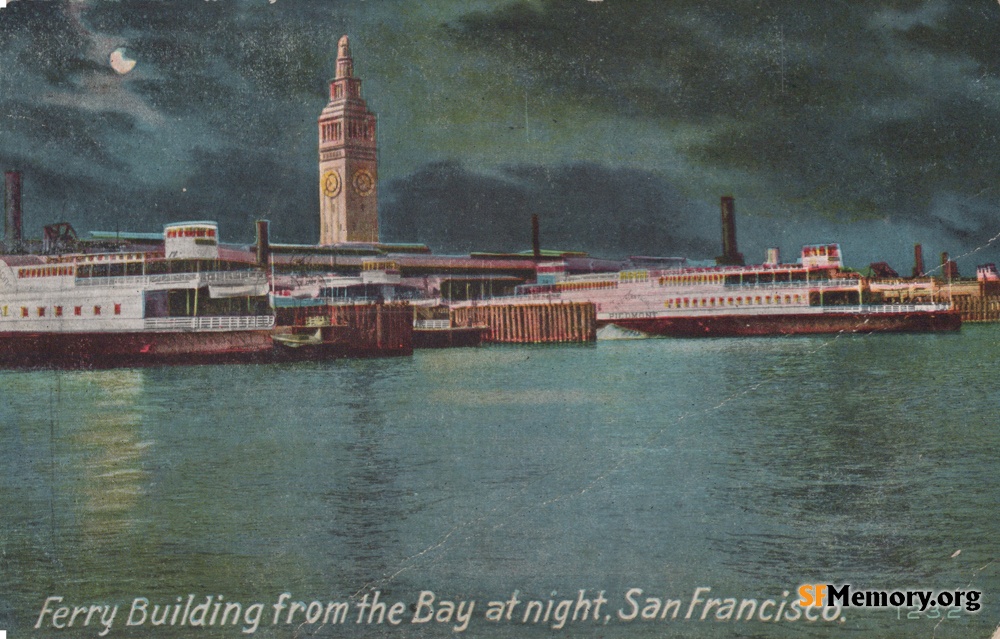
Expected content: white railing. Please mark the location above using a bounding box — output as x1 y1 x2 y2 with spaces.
824 304 951 314
415 319 450 330
77 270 266 288
722 279 860 290
144 315 275 331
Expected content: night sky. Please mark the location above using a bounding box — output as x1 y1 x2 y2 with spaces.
2 0 1000 274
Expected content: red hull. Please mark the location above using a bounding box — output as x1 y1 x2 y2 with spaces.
0 330 273 369
604 310 962 337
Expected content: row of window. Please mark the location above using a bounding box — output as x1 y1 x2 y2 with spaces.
1 304 122 318
347 120 374 141
659 274 727 286
656 272 828 286
666 295 804 309
51 253 146 264
320 119 375 143
321 121 343 142
362 260 399 272
18 266 74 278
803 245 839 257
166 227 216 239
555 280 617 292
619 270 649 283
331 83 359 100
20 255 151 278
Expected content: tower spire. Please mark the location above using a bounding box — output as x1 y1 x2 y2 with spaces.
336 35 353 80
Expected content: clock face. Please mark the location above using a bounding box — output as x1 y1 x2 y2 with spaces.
321 170 342 198
352 168 375 197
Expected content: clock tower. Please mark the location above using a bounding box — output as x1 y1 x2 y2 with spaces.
318 35 378 244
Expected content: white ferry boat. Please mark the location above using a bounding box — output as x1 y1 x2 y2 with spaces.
502 244 960 337
0 221 274 367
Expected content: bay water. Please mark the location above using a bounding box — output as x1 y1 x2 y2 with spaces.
2 327 998 638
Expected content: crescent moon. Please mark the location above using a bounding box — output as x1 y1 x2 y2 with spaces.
109 48 137 75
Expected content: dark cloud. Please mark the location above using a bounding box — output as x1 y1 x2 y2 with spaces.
447 0 1000 230
3 102 136 171
447 2 897 122
176 146 316 244
0 1 93 87
0 155 151 237
85 2 336 109
1 0 999 272
381 161 717 258
900 3 1000 73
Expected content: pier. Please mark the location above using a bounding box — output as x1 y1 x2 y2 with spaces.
450 301 596 344
273 302 414 357
952 295 1000 323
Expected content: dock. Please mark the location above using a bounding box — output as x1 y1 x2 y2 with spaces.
450 301 596 344
952 295 1000 323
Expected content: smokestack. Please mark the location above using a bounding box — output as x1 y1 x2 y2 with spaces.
716 195 744 266
531 214 541 260
913 244 924 278
256 219 270 267
5 170 23 247
940 252 959 280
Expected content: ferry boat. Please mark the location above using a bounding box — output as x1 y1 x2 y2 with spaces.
506 244 961 337
270 259 415 357
0 222 274 367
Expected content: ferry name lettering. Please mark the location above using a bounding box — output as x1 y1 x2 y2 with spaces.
607 311 657 319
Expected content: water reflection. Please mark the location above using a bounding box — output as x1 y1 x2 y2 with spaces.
323 361 411 595
60 369 152 543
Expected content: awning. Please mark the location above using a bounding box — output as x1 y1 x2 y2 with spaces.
208 282 269 298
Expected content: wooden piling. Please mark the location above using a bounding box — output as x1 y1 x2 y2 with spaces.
953 295 1000 322
448 301 596 344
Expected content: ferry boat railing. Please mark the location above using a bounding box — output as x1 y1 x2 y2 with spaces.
272 295 416 308
493 278 867 299
722 279 861 290
414 319 451 330
76 270 266 288
822 303 952 314
144 315 275 331
458 292 561 305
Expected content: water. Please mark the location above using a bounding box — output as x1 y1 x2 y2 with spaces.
1 327 998 638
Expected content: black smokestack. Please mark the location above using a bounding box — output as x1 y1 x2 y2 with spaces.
940 251 958 280
531 214 541 260
256 219 270 267
5 170 23 247
716 195 744 266
912 243 924 278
